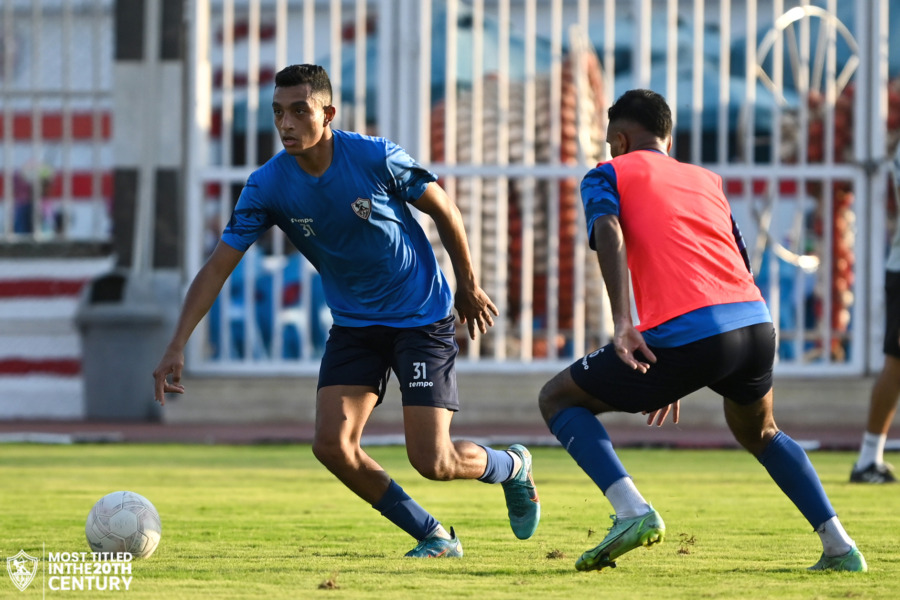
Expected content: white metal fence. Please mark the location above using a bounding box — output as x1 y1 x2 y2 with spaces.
0 0 113 242
180 0 897 377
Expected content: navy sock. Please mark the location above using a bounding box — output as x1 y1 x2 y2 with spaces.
372 480 440 541
757 431 836 529
477 445 516 483
548 406 629 493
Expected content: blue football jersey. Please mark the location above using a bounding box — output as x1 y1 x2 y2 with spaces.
222 129 452 328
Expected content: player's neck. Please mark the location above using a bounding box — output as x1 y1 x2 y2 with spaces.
293 129 334 177
630 141 668 155
624 129 669 156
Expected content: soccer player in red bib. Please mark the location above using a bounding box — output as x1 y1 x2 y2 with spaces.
538 89 866 572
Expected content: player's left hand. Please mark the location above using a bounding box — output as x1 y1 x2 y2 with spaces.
643 400 680 426
455 285 499 340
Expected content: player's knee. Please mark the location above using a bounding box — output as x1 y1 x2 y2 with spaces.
311 436 351 468
310 438 333 466
538 381 563 424
724 395 779 456
751 425 781 456
409 453 453 481
415 464 452 481
732 423 780 456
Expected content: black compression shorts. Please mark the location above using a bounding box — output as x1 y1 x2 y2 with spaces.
884 271 900 358
569 322 776 413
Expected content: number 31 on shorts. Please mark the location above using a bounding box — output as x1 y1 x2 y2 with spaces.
413 361 427 380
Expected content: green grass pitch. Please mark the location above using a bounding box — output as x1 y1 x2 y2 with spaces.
0 443 897 599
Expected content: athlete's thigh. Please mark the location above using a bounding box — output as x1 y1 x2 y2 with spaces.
392 315 460 411
570 342 712 414
315 385 381 446
318 324 392 404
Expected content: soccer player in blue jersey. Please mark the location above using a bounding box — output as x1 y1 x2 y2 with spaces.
152 64 539 557
537 89 866 572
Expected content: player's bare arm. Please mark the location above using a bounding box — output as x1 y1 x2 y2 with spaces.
591 214 657 372
413 182 498 339
153 241 245 405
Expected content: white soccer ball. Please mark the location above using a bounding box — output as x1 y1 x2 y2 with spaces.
85 491 162 558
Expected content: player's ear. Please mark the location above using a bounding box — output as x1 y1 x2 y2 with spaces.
616 130 630 154
323 104 336 127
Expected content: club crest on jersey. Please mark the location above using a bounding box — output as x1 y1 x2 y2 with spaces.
351 197 372 220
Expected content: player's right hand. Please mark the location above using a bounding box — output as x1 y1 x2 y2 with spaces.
152 348 186 406
612 324 657 373
454 284 499 340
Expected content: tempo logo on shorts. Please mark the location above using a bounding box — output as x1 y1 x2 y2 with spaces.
581 348 603 370
7 550 38 591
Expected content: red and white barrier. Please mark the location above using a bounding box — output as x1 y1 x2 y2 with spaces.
0 257 113 419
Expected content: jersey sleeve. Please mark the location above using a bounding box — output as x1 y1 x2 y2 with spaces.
383 139 438 202
221 172 275 252
580 162 621 250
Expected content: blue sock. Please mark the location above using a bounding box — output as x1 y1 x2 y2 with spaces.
757 431 836 529
477 445 515 483
372 480 440 541
548 406 629 493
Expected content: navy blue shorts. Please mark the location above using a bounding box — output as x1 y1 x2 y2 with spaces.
569 322 776 413
884 271 900 358
317 315 460 411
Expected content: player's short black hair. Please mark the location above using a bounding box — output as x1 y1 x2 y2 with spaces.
607 89 673 140
274 64 333 106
